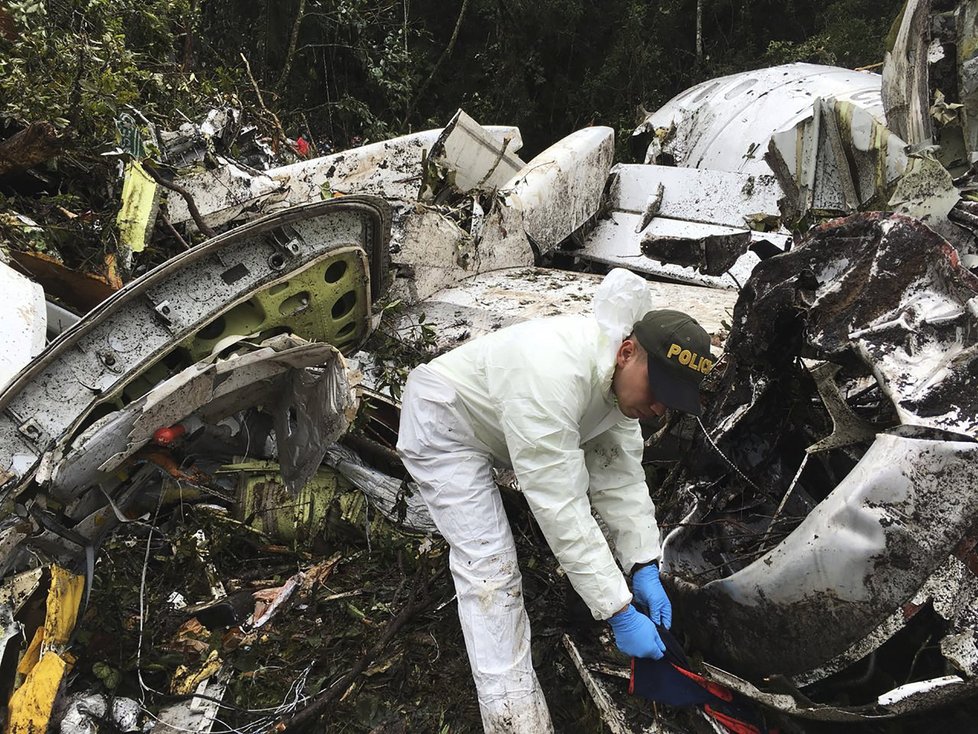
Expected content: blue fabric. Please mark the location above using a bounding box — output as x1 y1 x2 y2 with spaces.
629 626 773 734
631 656 718 707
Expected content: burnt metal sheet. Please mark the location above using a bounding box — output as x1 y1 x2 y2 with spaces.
660 211 978 716
0 196 389 499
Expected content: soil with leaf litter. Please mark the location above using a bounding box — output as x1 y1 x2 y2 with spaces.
69 477 692 733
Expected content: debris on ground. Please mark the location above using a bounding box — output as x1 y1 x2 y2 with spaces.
1 0 978 731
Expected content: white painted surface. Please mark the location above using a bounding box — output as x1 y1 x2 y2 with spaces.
580 210 785 289
426 110 526 194
0 262 45 390
635 63 885 176
698 435 978 607
500 126 615 252
397 266 736 351
611 164 783 228
877 676 964 706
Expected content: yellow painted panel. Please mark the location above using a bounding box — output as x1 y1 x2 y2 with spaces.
5 652 66 734
116 159 159 254
16 628 43 678
171 650 222 696
44 566 84 650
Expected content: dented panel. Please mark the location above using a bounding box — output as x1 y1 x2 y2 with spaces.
0 197 388 497
766 97 910 221
275 125 522 206
47 337 352 500
660 211 978 717
579 210 786 289
668 433 978 678
882 0 935 147
420 109 526 199
499 126 614 254
634 63 885 176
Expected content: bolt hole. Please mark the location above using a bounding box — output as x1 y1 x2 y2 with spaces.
279 291 312 316
268 253 286 270
198 316 227 341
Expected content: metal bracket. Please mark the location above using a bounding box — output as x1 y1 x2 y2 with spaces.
266 225 304 271
16 418 49 449
149 297 176 331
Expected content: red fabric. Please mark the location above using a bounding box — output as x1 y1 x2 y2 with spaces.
670 664 734 702
704 705 763 734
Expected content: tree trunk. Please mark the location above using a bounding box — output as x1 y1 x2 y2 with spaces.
0 122 62 177
696 0 704 61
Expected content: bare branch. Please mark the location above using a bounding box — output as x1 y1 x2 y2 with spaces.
141 164 217 239
402 0 470 128
276 0 308 89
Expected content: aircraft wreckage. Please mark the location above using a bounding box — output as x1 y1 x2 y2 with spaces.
1 0 978 730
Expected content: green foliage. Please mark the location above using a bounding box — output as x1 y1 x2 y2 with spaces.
763 0 904 68
1 0 912 164
0 0 215 144
0 0 242 268
362 299 440 402
0 0 914 272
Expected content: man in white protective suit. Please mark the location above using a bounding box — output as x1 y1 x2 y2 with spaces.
396 268 715 732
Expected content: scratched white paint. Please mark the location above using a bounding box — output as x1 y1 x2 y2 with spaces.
0 261 45 390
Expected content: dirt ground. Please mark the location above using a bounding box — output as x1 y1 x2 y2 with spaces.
66 463 978 733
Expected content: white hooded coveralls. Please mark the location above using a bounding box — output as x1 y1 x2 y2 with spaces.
396 269 662 732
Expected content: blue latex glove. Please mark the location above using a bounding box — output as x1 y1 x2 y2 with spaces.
632 563 672 629
608 604 666 659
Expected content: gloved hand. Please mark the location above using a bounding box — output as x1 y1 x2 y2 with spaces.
632 563 672 629
608 604 666 659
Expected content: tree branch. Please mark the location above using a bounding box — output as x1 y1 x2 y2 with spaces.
276 0 307 89
401 0 469 128
0 123 63 177
240 52 290 153
141 164 217 239
276 566 440 732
